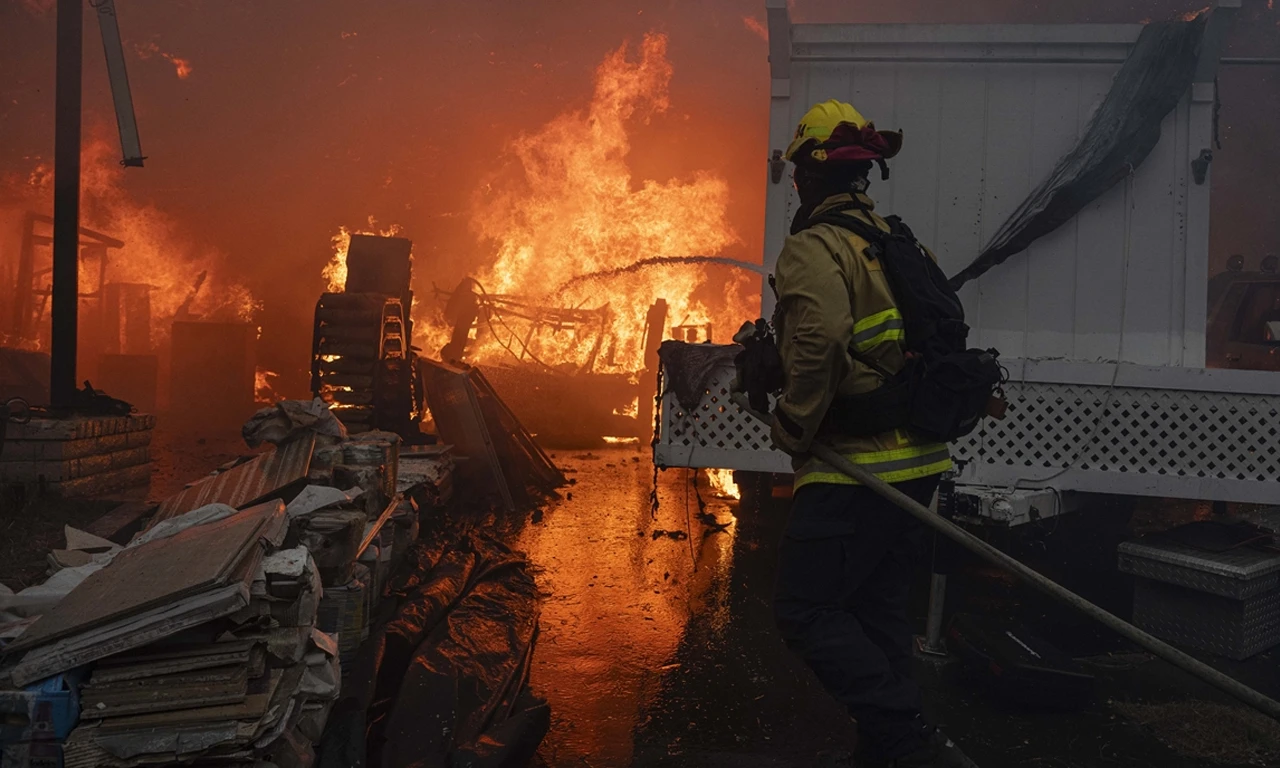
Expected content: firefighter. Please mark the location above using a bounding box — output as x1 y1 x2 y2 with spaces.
769 100 977 768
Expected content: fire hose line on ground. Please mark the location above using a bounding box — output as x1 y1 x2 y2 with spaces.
728 392 1280 724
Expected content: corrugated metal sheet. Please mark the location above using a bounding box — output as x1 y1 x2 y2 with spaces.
151 435 315 524
764 22 1212 367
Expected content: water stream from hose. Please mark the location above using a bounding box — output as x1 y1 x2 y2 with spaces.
552 255 767 296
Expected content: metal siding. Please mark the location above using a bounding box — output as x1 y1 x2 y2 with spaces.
1182 82 1215 367
934 66 989 338
1168 95 1192 366
1072 72 1129 362
1126 98 1182 365
889 66 944 247
772 24 1209 367
974 65 1036 358
1024 54 1084 359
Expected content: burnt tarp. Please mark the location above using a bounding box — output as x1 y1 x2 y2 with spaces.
948 17 1208 290
317 531 548 768
658 341 741 411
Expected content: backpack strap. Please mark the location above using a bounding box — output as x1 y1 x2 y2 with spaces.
802 207 891 263
798 207 901 380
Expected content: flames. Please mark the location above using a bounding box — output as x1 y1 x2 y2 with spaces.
0 138 258 351
449 33 753 374
76 140 259 332
321 34 757 377
323 219 404 293
254 367 282 405
705 468 741 500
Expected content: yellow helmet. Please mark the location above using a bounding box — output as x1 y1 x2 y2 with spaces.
784 99 903 166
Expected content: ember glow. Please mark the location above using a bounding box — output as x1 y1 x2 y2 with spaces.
444 33 754 374
134 41 193 80
742 16 769 41
254 368 282 405
705 468 740 500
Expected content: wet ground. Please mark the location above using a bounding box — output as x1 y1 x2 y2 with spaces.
11 431 1278 766
520 448 1280 768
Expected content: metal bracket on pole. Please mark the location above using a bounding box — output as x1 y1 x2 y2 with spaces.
92 0 144 167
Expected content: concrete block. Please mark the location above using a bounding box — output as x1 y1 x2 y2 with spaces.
6 414 155 441
0 430 154 462
0 447 151 482
43 462 153 498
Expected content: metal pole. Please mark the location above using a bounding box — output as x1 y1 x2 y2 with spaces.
729 393 1280 723
921 573 949 655
51 0 83 409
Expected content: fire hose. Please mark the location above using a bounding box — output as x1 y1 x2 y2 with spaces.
728 392 1280 723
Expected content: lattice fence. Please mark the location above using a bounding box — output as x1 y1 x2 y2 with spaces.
954 383 1280 483
654 361 1280 499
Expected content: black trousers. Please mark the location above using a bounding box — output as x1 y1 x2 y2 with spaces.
774 476 940 761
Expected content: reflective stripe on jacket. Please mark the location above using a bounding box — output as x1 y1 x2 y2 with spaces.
771 192 951 489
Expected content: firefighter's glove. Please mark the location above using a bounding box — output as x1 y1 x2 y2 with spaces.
729 321 756 395
731 319 785 415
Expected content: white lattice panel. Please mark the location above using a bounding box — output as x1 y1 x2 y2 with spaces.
654 361 1280 504
955 382 1280 503
653 366 792 474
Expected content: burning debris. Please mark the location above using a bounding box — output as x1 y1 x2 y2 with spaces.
322 220 403 295
0 140 260 417
705 468 740 500
416 33 755 380
0 140 259 341
132 41 192 80
310 234 423 438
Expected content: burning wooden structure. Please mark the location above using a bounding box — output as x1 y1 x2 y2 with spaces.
433 278 674 446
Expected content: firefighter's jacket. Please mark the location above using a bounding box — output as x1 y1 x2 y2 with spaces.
772 192 951 490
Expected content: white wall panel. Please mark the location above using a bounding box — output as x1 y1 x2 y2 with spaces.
763 24 1211 368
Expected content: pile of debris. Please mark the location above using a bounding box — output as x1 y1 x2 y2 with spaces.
0 501 337 767
1 393 548 766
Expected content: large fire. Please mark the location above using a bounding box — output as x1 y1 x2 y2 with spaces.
426 33 754 373
0 138 257 351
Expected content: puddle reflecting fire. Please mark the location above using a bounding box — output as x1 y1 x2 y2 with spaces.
518 453 737 765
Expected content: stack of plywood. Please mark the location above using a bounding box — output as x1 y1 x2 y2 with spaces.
0 414 154 497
